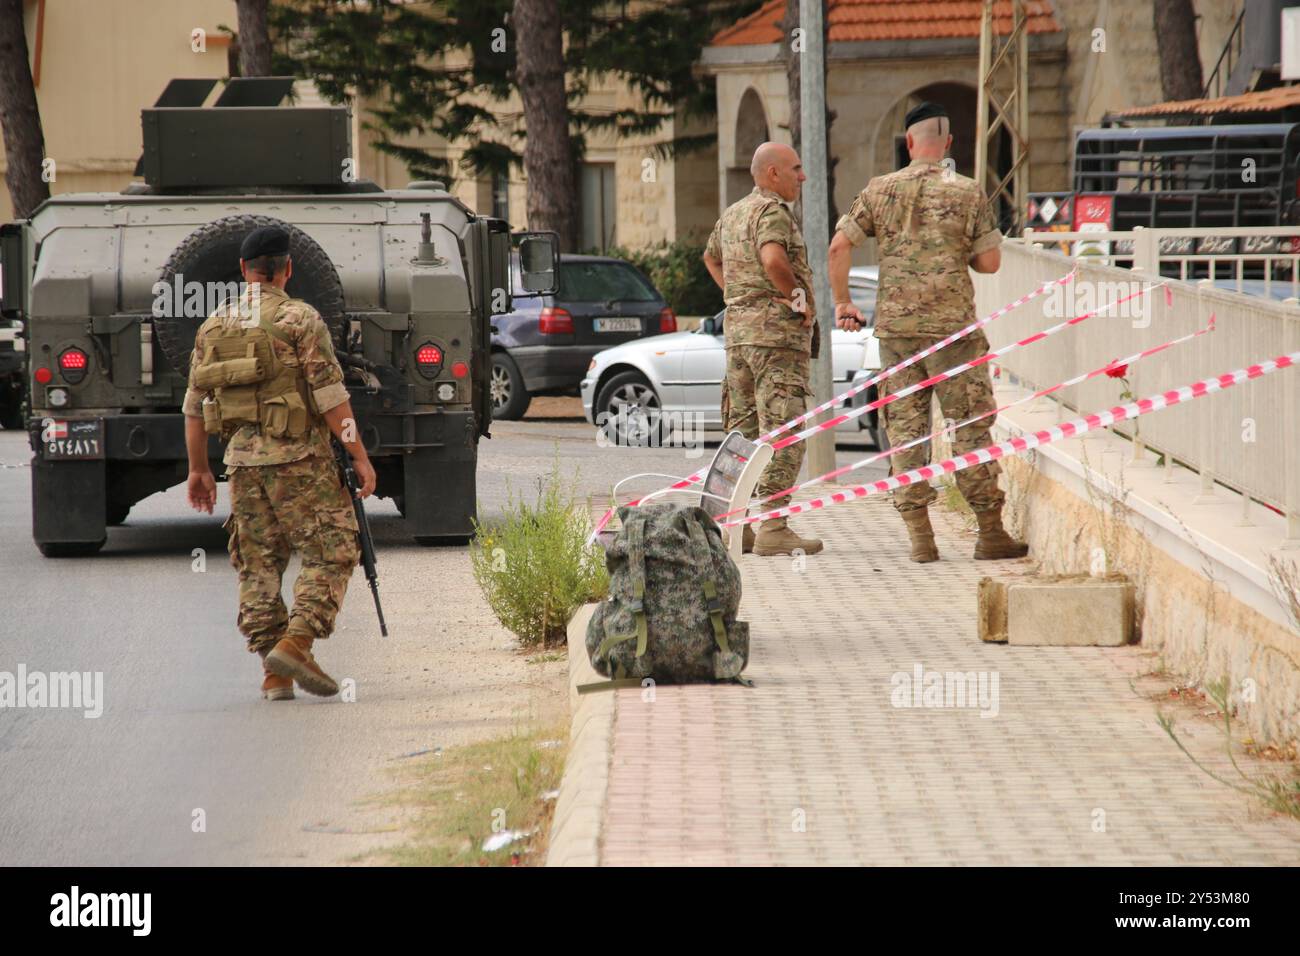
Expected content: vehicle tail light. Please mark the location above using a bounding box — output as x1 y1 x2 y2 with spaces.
658 307 677 333
451 361 469 378
414 342 443 379
34 366 53 385
539 306 574 334
59 348 88 384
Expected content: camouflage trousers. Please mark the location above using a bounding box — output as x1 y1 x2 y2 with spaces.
722 345 809 509
224 455 360 654
878 332 1004 514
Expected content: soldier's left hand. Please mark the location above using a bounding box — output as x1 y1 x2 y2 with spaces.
835 302 866 331
187 469 217 514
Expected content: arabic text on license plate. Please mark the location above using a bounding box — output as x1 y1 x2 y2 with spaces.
42 418 104 460
594 317 640 333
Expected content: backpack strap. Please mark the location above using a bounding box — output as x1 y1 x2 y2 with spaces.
593 515 648 666
684 515 730 656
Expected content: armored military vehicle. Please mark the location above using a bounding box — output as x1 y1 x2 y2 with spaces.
0 78 557 556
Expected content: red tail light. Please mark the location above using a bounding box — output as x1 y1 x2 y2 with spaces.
414 342 443 379
451 361 469 378
34 366 53 385
58 348 89 384
658 307 677 333
539 307 574 334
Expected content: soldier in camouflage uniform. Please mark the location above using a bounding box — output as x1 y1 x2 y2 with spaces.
703 142 824 557
183 226 376 700
829 102 1027 563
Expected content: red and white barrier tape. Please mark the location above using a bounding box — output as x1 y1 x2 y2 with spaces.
588 269 1076 541
722 342 1294 528
770 280 1168 450
719 313 1214 520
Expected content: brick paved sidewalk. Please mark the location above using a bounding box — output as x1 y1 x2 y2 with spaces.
564 495 1300 866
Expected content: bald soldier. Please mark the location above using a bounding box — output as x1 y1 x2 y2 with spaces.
828 102 1027 563
703 142 823 556
183 225 376 701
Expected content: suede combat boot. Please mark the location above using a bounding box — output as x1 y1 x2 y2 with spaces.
973 508 1029 560
753 517 824 556
900 507 939 563
257 646 294 701
265 633 340 697
742 524 755 554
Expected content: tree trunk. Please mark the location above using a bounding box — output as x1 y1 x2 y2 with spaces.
513 0 578 251
1152 0 1203 101
0 0 49 219
780 0 837 236
236 0 273 77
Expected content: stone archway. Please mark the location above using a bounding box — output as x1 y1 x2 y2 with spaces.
726 87 770 205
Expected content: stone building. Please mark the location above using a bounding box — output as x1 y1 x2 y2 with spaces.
699 0 1244 263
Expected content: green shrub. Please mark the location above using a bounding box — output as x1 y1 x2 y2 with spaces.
605 237 723 317
471 466 608 647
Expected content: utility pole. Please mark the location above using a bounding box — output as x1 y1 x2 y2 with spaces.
799 0 835 482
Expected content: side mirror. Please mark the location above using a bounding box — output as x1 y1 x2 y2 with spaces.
513 231 560 295
700 317 716 335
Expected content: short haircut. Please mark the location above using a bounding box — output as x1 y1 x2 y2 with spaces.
907 115 950 141
243 253 289 278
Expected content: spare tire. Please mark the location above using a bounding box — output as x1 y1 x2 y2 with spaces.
155 214 346 376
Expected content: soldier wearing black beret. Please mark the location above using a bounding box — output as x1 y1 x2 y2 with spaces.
827 99 1029 564
182 223 376 702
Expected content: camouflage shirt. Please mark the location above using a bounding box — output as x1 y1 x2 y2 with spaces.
181 284 349 468
706 186 815 353
835 158 1002 338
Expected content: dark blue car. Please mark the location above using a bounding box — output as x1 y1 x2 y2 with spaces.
491 254 675 419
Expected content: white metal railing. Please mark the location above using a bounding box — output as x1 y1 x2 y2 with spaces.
975 229 1300 545
1021 226 1300 299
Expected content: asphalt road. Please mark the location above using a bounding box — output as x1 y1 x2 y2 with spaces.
0 400 885 865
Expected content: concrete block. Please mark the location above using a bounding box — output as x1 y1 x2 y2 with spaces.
1006 575 1135 646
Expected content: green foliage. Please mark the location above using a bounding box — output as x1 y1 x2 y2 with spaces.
269 0 763 185
470 464 608 647
605 238 723 317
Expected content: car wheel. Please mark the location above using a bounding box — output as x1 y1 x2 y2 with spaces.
490 352 532 420
596 370 664 446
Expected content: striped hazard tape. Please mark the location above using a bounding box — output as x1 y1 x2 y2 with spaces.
722 344 1296 528
589 269 1076 542
718 314 1215 519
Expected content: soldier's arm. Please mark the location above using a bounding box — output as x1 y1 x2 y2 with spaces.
702 223 724 290
968 194 1003 274
831 189 873 329
753 207 811 324
291 308 376 497
182 330 217 513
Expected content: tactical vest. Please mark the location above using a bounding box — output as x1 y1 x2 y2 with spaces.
192 303 315 440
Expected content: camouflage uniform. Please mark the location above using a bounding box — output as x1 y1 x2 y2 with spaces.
706 187 815 509
836 158 1004 513
181 284 359 654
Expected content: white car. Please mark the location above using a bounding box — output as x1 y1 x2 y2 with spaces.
581 266 886 448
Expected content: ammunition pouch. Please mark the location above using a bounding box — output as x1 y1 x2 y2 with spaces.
193 306 316 440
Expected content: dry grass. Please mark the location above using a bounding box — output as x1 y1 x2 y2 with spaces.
367 723 570 866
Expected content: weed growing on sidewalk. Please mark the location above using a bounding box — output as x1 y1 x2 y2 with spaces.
471 459 608 647
1265 553 1300 636
1158 679 1300 821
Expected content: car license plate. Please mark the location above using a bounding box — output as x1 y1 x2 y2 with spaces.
41 418 105 460
593 317 641 333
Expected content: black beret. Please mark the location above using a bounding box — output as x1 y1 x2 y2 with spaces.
904 101 949 131
240 225 291 261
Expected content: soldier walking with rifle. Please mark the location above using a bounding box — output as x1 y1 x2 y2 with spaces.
183 225 378 700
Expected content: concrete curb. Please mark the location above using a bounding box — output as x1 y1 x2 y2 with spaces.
545 603 614 867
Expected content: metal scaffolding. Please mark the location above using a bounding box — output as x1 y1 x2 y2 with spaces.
974 0 1030 235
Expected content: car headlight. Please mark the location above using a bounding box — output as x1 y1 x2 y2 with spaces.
587 359 597 372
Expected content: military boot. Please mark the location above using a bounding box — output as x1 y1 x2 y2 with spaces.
900 507 939 563
256 646 295 701
742 524 755 554
264 633 340 697
753 517 824 556
973 507 1029 560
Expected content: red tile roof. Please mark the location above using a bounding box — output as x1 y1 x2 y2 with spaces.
1113 85 1300 118
712 0 1061 47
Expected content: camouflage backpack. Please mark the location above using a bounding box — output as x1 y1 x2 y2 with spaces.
584 503 750 690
